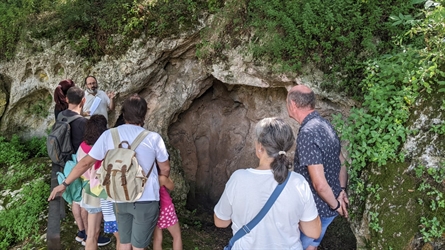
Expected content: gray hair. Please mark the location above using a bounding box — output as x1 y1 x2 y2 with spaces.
287 88 315 109
255 117 295 183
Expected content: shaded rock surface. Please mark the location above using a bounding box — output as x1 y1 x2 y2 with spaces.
4 24 442 249
0 33 350 207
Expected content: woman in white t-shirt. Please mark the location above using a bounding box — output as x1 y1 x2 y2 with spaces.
214 117 321 250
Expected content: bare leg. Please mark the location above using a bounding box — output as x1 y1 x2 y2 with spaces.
72 202 85 231
85 212 103 250
120 244 138 250
152 226 163 250
306 246 317 250
113 232 120 250
166 223 182 250
81 207 88 233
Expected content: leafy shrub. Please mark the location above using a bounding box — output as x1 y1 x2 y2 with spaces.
0 0 54 60
29 0 223 61
333 1 445 239
0 0 224 62
24 136 47 158
0 135 29 166
0 135 47 166
0 135 48 248
415 164 445 242
246 0 420 97
0 179 49 248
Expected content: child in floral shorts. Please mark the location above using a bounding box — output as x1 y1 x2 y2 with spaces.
100 199 120 248
152 175 182 250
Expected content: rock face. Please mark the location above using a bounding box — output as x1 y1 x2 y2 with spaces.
2 24 444 249
349 89 445 249
0 32 351 207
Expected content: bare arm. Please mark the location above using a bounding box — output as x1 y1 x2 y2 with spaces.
214 213 231 228
300 216 321 239
159 175 174 191
338 151 349 216
107 92 115 111
308 164 345 217
157 159 171 177
48 155 96 201
339 151 348 188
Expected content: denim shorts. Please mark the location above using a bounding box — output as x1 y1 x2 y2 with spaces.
80 198 102 214
300 215 337 248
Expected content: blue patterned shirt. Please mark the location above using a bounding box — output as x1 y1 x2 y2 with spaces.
293 111 342 217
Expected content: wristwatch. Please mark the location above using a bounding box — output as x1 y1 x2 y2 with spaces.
62 181 70 187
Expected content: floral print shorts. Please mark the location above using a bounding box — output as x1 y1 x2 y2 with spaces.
104 220 118 234
157 204 178 229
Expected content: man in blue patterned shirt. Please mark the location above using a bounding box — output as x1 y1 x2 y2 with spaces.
287 85 348 250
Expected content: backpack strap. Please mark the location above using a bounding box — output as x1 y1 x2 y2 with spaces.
57 113 82 123
110 128 121 148
145 161 156 179
130 130 150 149
110 129 150 149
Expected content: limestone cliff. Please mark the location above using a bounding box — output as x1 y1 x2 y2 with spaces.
0 30 351 205
1 24 443 249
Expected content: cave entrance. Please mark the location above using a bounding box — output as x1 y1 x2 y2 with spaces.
168 79 290 211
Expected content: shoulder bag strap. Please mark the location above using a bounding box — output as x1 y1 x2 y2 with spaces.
227 171 291 247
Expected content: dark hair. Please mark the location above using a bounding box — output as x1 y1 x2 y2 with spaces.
122 94 147 125
66 86 85 105
255 117 295 184
54 79 75 112
84 75 97 86
287 88 315 109
83 114 108 145
114 112 125 127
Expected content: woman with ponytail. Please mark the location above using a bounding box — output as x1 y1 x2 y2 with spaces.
54 79 75 120
214 117 321 250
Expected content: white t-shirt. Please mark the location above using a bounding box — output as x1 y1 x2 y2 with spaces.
84 90 110 120
214 169 318 250
88 124 169 202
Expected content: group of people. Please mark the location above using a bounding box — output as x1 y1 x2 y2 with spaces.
49 77 347 250
214 85 349 250
48 76 182 250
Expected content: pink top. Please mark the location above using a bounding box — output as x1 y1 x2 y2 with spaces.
78 142 102 189
159 186 173 208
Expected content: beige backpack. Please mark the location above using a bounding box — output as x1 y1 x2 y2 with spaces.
96 128 155 202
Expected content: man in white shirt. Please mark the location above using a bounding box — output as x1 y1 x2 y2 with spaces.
83 76 115 121
49 94 171 250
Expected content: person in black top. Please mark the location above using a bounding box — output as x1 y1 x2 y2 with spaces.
59 86 89 243
286 85 348 250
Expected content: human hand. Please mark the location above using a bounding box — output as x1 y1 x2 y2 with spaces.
337 190 349 218
107 91 116 99
48 184 66 201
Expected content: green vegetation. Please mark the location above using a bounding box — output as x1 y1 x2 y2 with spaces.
0 135 48 248
332 0 445 245
24 94 52 118
198 0 422 97
0 0 223 62
0 0 421 97
1 0 445 247
416 164 445 242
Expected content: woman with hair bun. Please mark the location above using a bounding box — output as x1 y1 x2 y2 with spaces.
214 117 321 250
54 79 75 120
